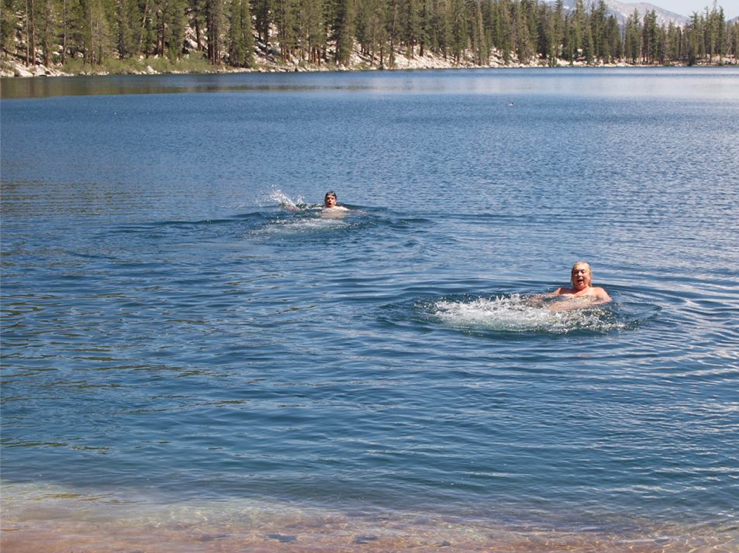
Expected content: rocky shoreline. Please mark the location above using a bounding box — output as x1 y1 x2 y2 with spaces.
3 45 736 78
6 46 714 79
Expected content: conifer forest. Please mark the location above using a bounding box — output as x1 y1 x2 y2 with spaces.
1 0 737 72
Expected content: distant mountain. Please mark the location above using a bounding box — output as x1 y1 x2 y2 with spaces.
553 0 690 27
605 0 689 25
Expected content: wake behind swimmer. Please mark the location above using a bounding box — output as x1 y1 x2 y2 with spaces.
430 293 618 334
429 262 616 333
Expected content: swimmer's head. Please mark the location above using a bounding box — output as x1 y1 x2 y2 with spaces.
571 261 592 291
324 191 337 208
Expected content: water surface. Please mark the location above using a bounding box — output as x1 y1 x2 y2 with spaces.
2 67 738 552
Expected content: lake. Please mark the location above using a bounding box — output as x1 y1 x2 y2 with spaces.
1 67 738 552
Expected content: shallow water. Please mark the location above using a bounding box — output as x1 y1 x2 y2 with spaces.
2 67 738 551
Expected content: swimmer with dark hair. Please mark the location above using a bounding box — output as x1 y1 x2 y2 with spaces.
324 191 337 207
324 191 347 209
323 191 349 213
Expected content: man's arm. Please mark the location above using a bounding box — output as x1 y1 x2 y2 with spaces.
591 287 612 303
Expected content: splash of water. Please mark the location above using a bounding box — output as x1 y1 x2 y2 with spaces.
267 188 307 210
247 188 353 236
431 294 628 334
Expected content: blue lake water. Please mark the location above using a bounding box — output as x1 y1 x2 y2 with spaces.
1 67 738 552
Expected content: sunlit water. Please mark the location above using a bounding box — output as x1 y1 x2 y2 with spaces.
2 68 738 552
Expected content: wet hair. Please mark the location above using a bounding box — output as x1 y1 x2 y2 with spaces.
571 261 591 273
571 261 592 285
324 191 337 202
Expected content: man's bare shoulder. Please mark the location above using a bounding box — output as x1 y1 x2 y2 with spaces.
590 286 611 301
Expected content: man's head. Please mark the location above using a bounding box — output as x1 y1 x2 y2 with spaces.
324 191 337 208
571 261 592 291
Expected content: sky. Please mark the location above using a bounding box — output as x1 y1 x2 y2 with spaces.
647 0 738 19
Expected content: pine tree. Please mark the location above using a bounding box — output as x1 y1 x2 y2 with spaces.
590 0 607 61
332 0 353 65
624 9 640 63
568 0 586 62
449 0 465 63
523 0 536 59
713 5 726 59
1 0 20 58
686 11 700 65
512 0 530 62
25 0 37 63
188 0 207 52
251 0 270 44
433 0 451 59
536 3 551 62
112 0 134 58
606 15 620 61
385 0 399 66
495 0 512 64
155 0 186 58
206 0 222 62
354 0 371 55
730 19 739 59
481 0 494 60
399 0 419 56
274 0 299 60
298 0 325 63
368 0 387 63
553 0 563 59
228 0 253 65
641 10 657 63
417 0 430 56
469 0 485 64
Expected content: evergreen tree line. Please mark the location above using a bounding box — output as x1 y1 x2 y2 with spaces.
1 0 737 70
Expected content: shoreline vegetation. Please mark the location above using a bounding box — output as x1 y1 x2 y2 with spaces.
1 0 737 78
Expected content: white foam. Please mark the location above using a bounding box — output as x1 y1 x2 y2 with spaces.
247 188 352 235
267 189 306 210
432 295 619 333
256 217 349 235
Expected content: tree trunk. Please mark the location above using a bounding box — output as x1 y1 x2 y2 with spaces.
61 0 67 64
139 0 149 53
26 0 37 65
160 16 165 56
41 0 48 65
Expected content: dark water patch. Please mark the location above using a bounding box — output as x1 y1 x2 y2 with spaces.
0 75 373 100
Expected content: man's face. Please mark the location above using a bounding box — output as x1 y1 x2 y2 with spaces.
571 264 592 291
325 195 337 208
